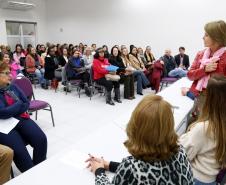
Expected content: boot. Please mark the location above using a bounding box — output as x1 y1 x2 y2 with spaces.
114 88 122 103
106 91 115 105
84 84 91 97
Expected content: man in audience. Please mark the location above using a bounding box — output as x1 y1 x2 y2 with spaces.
160 49 176 77
0 144 13 184
174 47 190 70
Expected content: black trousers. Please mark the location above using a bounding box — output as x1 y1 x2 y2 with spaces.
0 119 47 172
69 71 90 85
96 77 120 92
121 74 134 98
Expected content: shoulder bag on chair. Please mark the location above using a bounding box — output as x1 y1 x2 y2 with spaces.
105 74 120 81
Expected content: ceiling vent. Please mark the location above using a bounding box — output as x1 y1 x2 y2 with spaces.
0 0 36 10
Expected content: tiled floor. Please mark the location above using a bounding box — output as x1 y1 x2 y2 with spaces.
13 84 155 176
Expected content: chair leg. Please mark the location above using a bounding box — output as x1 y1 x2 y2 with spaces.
48 104 55 127
33 78 37 89
78 87 81 98
89 86 93 101
160 82 164 91
66 83 68 95
221 174 226 185
11 166 14 178
35 111 38 120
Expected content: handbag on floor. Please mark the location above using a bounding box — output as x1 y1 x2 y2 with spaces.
105 74 120 81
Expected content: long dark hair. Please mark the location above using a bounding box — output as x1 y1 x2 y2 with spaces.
129 46 138 58
15 44 23 54
94 47 104 59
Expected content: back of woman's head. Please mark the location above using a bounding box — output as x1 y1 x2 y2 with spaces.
124 95 179 162
200 75 226 166
205 20 226 47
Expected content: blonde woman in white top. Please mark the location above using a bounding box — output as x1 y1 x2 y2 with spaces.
180 75 226 185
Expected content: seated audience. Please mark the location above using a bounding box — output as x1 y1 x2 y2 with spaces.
68 44 74 57
24 44 33 56
144 46 155 73
174 47 190 70
129 46 146 71
5 45 13 60
44 45 59 88
0 52 11 66
160 49 176 77
109 46 134 100
93 47 121 105
82 46 93 69
180 75 226 184
137 47 147 66
91 44 97 55
12 44 25 78
0 45 7 56
0 62 47 173
86 95 193 184
58 47 69 85
66 49 91 96
0 144 13 184
129 46 150 95
144 46 155 65
151 60 164 93
25 47 46 88
161 49 187 78
37 44 46 56
121 48 149 95
102 45 110 59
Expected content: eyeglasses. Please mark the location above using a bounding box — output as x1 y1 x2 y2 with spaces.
0 71 10 76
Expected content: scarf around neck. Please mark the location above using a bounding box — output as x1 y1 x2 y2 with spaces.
196 47 226 91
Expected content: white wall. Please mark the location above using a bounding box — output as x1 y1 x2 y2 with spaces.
46 0 226 59
0 0 47 46
1 0 225 59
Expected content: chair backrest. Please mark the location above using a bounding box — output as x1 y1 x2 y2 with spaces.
217 169 226 184
11 77 33 100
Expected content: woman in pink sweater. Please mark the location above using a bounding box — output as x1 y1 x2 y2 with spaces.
11 44 25 78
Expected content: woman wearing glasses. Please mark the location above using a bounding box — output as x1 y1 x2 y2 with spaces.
0 62 47 173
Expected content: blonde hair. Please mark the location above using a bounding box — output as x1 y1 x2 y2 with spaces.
124 95 179 162
205 20 226 47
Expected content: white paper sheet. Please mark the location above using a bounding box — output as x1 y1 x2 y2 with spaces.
0 118 19 134
60 150 89 169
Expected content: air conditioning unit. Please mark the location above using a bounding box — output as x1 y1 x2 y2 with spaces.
0 0 36 10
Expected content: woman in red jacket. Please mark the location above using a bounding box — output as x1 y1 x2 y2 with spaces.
151 60 164 93
182 20 226 102
93 48 121 105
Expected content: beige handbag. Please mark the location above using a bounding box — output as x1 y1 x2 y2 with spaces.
105 74 120 81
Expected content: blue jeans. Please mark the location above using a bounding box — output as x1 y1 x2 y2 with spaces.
194 179 216 185
187 91 195 100
35 68 45 84
133 70 149 93
0 119 47 172
168 68 187 78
